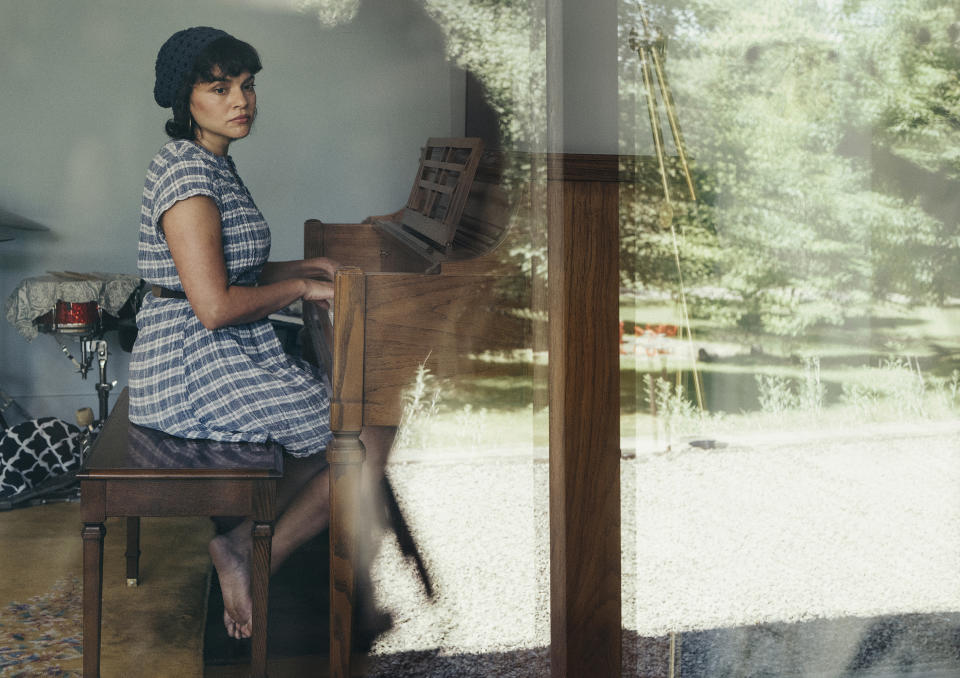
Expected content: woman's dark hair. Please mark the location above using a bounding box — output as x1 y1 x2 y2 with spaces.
165 36 262 140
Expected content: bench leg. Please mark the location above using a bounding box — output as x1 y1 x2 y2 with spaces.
125 517 141 586
250 520 273 678
82 522 106 678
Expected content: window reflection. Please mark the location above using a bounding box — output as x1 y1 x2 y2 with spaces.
295 1 959 674
299 2 554 676
621 1 960 675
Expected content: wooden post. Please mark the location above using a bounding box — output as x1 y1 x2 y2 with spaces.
548 154 621 678
546 4 621 672
326 268 367 678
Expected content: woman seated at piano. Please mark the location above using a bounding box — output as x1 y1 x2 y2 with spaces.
129 26 392 640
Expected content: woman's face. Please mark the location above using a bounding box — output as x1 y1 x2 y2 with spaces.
189 67 256 155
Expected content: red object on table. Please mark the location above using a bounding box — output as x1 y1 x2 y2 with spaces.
35 300 101 334
55 301 100 328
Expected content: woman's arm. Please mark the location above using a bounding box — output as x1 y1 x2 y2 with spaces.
258 257 338 285
163 195 332 330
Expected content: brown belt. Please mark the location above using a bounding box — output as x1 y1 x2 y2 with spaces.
151 285 188 300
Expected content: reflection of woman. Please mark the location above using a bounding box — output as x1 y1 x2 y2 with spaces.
129 27 391 640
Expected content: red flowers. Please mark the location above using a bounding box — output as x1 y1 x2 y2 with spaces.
621 322 679 357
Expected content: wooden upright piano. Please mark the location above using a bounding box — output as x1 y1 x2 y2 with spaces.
302 138 531 677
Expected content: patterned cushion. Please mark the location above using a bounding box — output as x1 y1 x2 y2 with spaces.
0 418 80 499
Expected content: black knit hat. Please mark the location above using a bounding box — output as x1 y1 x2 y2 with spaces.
154 26 230 108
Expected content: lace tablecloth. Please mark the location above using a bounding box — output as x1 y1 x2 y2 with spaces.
5 272 141 340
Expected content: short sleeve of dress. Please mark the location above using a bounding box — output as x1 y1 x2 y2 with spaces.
151 153 219 230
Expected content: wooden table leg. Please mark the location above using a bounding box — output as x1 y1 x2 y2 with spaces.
125 517 140 586
82 522 106 678
250 520 273 678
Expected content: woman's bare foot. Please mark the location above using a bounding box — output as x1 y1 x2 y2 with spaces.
209 531 253 639
223 610 240 640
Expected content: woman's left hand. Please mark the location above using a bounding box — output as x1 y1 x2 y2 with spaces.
310 257 340 281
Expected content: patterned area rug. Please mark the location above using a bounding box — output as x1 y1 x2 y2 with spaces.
0 504 210 677
0 577 81 677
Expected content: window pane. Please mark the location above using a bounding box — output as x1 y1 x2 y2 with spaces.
360 3 552 675
620 1 960 675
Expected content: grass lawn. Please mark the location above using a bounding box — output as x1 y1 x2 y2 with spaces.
619 294 960 449
385 296 960 459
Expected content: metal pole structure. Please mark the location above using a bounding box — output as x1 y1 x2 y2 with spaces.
630 10 705 412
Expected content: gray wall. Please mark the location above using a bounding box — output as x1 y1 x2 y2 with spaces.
0 0 463 423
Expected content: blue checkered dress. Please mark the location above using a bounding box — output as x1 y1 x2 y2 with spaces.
129 140 332 457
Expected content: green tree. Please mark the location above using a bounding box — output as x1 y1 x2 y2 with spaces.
619 0 960 336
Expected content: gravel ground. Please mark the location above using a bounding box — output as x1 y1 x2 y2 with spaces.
363 423 960 677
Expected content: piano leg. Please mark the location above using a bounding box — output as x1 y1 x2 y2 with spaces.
328 430 366 678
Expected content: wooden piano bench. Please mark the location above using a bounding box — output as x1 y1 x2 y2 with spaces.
78 387 283 678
